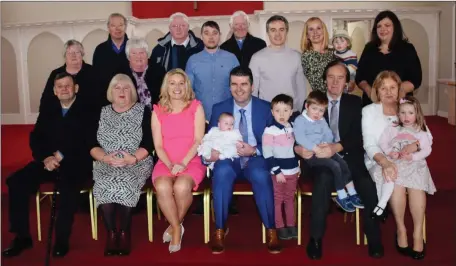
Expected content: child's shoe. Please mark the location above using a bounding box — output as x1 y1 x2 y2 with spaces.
349 194 364 209
334 197 355 212
277 227 291 240
287 226 298 240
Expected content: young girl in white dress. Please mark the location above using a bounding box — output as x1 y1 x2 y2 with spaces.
198 112 243 169
370 96 436 220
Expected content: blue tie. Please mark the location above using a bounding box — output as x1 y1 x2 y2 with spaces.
237 40 243 50
239 109 249 168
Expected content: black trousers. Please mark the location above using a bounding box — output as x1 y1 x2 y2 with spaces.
306 154 382 246
305 154 351 191
6 161 86 244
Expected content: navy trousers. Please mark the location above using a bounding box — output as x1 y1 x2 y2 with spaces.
212 157 275 229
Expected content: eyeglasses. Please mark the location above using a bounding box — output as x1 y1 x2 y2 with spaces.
171 24 188 29
67 51 82 56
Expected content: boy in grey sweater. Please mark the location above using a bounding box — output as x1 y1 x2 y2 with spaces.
293 91 363 212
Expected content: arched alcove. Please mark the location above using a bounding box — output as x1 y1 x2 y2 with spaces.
350 27 366 60
1 37 20 114
288 21 305 52
82 29 108 64
27 32 64 113
401 18 429 104
145 29 165 54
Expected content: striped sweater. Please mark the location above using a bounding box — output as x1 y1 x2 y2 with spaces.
262 120 300 175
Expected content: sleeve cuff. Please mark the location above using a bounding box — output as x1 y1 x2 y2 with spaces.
272 168 282 175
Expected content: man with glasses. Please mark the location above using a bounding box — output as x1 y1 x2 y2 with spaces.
149 12 203 73
221 10 266 68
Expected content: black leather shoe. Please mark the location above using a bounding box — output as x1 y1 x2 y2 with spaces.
395 233 411 256
371 206 388 223
368 243 384 258
52 243 69 258
2 237 33 258
411 240 426 260
306 238 322 260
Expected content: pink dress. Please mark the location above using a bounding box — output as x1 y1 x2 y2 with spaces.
152 99 206 190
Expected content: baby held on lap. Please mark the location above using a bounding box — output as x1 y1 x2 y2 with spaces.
197 112 243 169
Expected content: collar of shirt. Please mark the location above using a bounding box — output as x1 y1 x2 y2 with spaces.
233 98 252 118
111 38 127 54
271 119 293 130
202 47 221 56
172 36 190 47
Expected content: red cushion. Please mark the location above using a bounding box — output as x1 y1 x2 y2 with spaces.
233 180 253 192
299 178 313 193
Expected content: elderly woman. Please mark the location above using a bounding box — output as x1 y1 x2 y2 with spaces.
118 36 165 107
300 17 337 95
356 10 422 107
39 39 100 115
151 69 206 253
362 71 432 260
90 74 153 256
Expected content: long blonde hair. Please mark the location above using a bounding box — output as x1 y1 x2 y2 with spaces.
158 68 195 113
300 17 330 53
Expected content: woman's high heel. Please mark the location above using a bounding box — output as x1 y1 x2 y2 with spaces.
411 240 426 260
162 225 172 243
370 206 388 222
169 224 185 253
395 233 411 256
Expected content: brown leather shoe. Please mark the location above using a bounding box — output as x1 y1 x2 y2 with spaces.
266 229 282 254
211 229 226 254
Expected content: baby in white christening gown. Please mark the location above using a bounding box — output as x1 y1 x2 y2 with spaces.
198 112 243 169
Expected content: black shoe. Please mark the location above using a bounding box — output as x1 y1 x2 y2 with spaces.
306 238 322 260
287 226 298 240
2 237 33 258
277 227 291 240
52 242 69 258
411 240 426 260
368 243 384 258
370 206 388 223
395 233 411 256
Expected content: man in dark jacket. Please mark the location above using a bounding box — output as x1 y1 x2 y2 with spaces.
149 12 204 73
92 13 130 101
220 10 266 68
2 73 94 259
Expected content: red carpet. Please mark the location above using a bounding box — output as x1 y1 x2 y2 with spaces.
1 116 455 265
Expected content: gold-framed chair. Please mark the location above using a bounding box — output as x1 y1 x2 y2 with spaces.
92 187 152 241
209 180 267 243
35 183 95 241
296 179 361 245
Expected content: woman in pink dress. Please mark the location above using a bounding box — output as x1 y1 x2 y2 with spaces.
151 68 206 253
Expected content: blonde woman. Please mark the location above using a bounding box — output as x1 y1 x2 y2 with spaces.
90 74 154 256
151 68 206 253
300 17 337 95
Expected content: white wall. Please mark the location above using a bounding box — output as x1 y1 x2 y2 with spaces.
263 1 440 10
0 2 132 24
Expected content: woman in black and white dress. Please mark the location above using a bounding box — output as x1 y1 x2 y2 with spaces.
90 73 153 256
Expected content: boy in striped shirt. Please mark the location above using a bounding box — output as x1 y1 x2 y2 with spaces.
262 94 300 240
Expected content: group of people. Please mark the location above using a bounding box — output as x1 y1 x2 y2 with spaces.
2 8 435 262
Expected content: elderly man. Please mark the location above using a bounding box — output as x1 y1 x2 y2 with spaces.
249 15 307 116
39 40 99 115
220 10 266 68
149 12 203 73
186 20 239 121
207 66 281 255
2 73 94 258
117 37 166 107
93 13 130 97
295 60 383 259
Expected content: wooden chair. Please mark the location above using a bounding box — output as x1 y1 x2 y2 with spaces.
36 182 95 241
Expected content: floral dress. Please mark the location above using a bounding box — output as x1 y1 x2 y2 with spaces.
301 49 337 93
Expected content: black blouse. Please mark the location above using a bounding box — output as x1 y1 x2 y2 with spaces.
355 41 422 105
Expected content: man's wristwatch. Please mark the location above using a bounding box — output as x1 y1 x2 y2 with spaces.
251 149 258 157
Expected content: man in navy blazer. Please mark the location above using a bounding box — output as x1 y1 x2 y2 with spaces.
206 66 281 254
